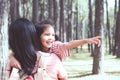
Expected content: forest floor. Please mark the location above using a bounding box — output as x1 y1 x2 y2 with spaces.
63 50 120 80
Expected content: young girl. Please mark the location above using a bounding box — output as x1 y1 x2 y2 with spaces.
9 19 101 80
35 20 101 79
35 20 101 61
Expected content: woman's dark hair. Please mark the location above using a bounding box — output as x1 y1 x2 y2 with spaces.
9 18 40 75
35 19 54 51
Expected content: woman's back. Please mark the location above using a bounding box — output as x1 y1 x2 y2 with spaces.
8 18 40 76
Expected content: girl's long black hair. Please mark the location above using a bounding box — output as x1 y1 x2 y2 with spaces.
9 18 40 75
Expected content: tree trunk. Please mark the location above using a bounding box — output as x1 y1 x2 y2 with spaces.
106 0 111 54
39 0 44 20
48 0 53 20
92 0 103 74
0 0 9 80
59 0 64 41
66 0 72 42
112 0 117 55
114 0 120 58
75 0 79 53
53 0 59 39
10 0 20 22
88 0 94 56
32 0 39 24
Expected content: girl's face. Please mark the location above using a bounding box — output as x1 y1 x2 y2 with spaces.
40 25 55 52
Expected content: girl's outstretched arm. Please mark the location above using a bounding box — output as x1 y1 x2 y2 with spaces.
65 36 101 49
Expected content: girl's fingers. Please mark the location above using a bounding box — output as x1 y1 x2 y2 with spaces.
91 36 101 47
97 39 101 47
17 64 21 70
10 56 21 69
95 37 101 47
95 36 102 39
11 62 21 69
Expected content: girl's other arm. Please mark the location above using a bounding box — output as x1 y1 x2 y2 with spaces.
9 55 21 70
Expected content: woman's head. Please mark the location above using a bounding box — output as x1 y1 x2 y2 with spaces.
35 20 55 52
9 18 40 74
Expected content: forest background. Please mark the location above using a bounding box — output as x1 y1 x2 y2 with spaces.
0 0 120 80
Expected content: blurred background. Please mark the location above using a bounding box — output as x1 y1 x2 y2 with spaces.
0 0 120 79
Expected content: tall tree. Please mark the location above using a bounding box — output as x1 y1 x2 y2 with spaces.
48 0 54 20
75 0 79 53
113 0 118 55
106 0 111 54
39 0 45 20
10 0 20 22
114 0 120 58
32 0 39 23
88 0 94 55
66 0 72 41
92 0 103 74
21 0 30 18
0 0 9 80
59 0 65 41
53 0 59 38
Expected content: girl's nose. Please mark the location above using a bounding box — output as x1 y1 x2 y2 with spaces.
49 35 55 40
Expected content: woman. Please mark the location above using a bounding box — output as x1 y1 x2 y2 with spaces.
8 18 40 80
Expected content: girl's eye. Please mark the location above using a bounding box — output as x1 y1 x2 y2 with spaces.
45 34 49 36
